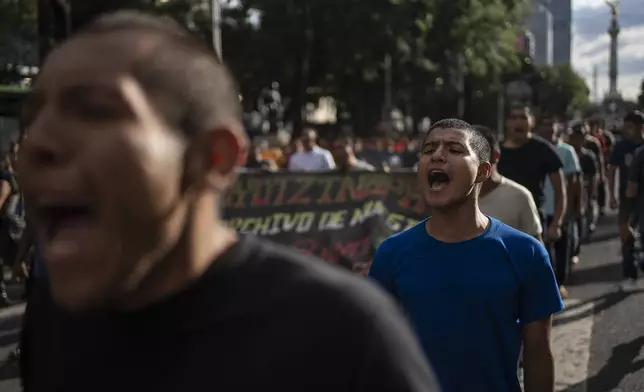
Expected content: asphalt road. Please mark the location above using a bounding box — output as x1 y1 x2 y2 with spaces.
0 213 640 392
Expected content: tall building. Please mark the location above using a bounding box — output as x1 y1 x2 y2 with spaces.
526 0 553 66
552 0 572 64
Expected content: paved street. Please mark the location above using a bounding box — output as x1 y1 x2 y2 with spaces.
0 214 642 391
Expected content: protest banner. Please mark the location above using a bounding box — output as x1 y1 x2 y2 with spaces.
224 171 427 274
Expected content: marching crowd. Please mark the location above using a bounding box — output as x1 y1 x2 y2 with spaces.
2 8 644 392
245 104 644 300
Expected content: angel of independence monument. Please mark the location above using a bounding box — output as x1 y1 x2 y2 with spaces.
601 0 626 130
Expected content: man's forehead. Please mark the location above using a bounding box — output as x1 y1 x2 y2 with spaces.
424 128 469 143
41 31 160 79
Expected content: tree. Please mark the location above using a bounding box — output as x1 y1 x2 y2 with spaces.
637 78 644 108
534 63 590 118
208 0 529 133
0 0 38 66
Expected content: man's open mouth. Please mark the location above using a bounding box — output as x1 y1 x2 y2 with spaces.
427 170 450 191
38 204 95 241
34 203 97 261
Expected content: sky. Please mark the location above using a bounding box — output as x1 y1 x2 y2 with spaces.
572 0 644 101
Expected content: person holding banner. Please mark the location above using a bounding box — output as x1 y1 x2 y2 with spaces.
370 119 563 392
19 12 439 392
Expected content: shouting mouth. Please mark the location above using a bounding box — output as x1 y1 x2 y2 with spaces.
35 202 97 264
427 170 450 191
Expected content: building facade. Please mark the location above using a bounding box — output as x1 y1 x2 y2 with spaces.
526 0 553 66
552 0 572 64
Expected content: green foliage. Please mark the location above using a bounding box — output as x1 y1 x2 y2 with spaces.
0 0 38 64
146 0 528 131
638 78 644 108
535 63 590 118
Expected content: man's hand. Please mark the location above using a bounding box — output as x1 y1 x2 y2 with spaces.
545 223 561 242
610 196 619 210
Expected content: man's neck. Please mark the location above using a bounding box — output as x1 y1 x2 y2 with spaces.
116 194 238 311
480 169 502 198
503 132 531 148
426 198 489 243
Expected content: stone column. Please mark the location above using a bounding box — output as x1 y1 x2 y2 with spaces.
606 3 620 98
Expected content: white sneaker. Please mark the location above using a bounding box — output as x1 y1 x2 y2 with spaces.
620 279 639 292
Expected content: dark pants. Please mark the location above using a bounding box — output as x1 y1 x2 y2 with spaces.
573 217 583 257
546 216 574 286
622 207 643 280
622 237 638 280
597 180 606 211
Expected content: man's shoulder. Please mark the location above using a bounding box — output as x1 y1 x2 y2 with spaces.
489 219 543 251
557 142 576 155
498 177 534 201
378 220 426 252
529 135 553 149
312 146 331 155
243 236 398 318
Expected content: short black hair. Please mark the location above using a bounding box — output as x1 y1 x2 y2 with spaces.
75 11 241 138
567 120 588 136
425 118 491 163
624 110 644 127
473 125 498 151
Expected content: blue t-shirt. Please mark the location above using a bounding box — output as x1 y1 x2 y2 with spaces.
543 142 580 216
609 139 644 199
369 217 564 392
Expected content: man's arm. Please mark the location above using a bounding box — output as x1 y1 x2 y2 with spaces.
549 169 567 234
607 165 618 203
566 149 583 219
518 188 543 242
626 149 644 199
607 144 621 205
523 317 555 392
323 150 336 170
560 171 580 220
519 241 564 392
587 154 599 200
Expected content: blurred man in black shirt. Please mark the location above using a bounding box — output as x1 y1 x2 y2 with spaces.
498 106 566 243
18 12 439 392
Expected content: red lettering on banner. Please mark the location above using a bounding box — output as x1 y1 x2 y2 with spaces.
291 239 317 255
271 177 289 206
317 177 336 204
319 247 339 264
286 178 313 205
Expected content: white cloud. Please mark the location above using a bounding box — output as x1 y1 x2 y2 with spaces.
572 0 644 101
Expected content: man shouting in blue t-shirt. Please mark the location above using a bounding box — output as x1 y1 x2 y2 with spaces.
369 119 564 392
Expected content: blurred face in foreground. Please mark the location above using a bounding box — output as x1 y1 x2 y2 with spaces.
18 31 243 311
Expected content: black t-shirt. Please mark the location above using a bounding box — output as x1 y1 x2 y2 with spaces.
609 139 644 199
627 145 644 209
498 136 563 210
22 235 439 392
578 148 598 185
583 137 602 164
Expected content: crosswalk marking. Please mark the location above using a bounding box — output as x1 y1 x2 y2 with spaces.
552 298 595 392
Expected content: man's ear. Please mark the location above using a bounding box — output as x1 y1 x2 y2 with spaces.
475 161 492 184
492 150 501 164
184 123 248 192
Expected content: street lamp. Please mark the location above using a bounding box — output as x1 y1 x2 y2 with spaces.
212 0 222 60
